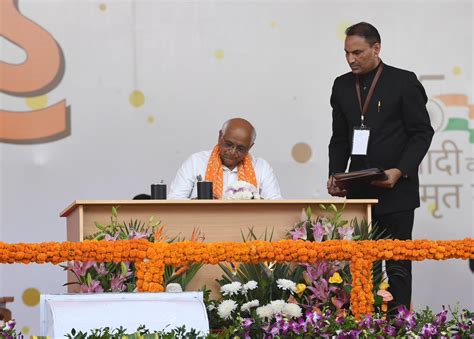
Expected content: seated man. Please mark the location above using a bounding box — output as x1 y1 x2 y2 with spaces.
168 118 282 200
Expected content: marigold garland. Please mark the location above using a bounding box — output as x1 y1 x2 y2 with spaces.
0 238 472 318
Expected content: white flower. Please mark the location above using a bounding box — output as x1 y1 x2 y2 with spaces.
276 278 296 293
207 304 216 311
269 300 286 314
242 280 258 294
282 303 302 318
256 304 274 319
165 283 182 293
223 181 261 200
220 281 242 296
217 300 237 319
241 299 259 312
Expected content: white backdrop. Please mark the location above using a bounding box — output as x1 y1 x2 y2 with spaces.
0 0 472 335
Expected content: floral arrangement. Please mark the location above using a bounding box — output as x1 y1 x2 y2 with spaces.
288 205 390 314
0 204 472 336
206 303 473 338
0 319 24 339
223 181 260 200
0 235 472 315
0 202 472 321
2 306 473 338
207 205 360 334
61 207 204 293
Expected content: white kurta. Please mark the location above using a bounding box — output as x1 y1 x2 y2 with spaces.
168 150 282 200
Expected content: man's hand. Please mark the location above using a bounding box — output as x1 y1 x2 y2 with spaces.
370 168 403 188
327 176 347 197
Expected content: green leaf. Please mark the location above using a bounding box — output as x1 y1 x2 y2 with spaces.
373 294 383 306
86 272 92 285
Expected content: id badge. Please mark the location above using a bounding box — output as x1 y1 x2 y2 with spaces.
351 126 370 155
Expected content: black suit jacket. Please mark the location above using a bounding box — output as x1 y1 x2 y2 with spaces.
328 63 434 214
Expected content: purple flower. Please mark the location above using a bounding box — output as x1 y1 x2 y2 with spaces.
337 330 361 338
261 323 271 334
396 306 417 331
241 318 254 330
290 225 307 240
6 320 16 330
280 321 290 334
269 324 280 336
421 323 438 337
306 279 329 304
337 224 354 240
384 325 397 336
359 314 373 329
458 322 470 331
295 317 307 333
304 310 320 325
303 261 333 283
374 318 386 330
311 222 325 242
434 307 448 325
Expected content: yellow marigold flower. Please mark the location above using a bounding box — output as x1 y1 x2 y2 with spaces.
295 283 306 296
329 272 343 284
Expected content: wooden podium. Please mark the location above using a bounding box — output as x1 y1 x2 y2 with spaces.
61 199 377 293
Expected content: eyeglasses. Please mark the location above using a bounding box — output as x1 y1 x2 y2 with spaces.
220 138 250 155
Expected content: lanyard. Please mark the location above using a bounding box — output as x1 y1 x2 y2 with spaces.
355 62 384 127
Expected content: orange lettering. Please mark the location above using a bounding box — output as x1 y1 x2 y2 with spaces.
0 0 69 143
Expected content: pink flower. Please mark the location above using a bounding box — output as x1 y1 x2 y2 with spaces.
311 222 324 242
80 280 104 293
377 289 394 302
71 261 94 277
94 263 107 276
337 225 354 240
110 275 127 292
104 233 119 241
129 230 150 239
290 225 307 240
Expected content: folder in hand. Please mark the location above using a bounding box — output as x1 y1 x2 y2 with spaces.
333 168 388 189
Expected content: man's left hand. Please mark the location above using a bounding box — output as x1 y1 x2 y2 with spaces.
370 168 403 188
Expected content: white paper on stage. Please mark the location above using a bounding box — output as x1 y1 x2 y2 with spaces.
40 292 209 337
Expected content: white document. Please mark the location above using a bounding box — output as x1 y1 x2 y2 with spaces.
351 128 370 155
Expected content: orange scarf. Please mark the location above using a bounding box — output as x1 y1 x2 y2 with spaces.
205 145 257 199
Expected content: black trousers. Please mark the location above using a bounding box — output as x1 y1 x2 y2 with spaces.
373 209 414 311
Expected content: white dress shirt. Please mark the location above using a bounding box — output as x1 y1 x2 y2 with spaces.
168 150 282 200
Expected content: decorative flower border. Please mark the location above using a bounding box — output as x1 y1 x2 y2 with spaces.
0 238 473 318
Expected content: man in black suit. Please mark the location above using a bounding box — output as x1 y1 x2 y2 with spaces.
327 22 434 311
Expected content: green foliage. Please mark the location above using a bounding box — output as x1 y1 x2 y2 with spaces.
65 325 208 339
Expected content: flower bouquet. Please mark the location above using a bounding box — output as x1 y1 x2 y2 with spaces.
223 181 261 200
205 204 393 335
61 207 204 293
